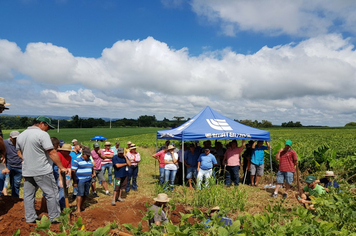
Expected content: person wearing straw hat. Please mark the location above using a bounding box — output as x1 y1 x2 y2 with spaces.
271 140 298 199
101 141 114 186
164 145 178 191
148 193 170 226
125 144 141 192
203 206 233 227
16 116 69 223
317 171 339 189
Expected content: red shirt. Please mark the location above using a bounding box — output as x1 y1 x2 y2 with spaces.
278 149 298 172
58 152 72 168
101 149 113 165
155 150 166 168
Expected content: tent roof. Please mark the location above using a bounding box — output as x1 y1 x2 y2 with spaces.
157 106 270 141
91 135 107 141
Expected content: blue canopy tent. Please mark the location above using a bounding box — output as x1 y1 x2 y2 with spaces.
156 106 272 186
90 135 107 142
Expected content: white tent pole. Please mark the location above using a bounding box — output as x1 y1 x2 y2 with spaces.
269 144 273 185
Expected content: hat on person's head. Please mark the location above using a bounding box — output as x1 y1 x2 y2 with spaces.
204 148 210 151
305 175 316 183
285 140 293 147
211 206 220 211
153 193 170 202
93 142 100 148
58 144 72 152
71 139 77 143
117 147 124 154
0 97 10 109
129 144 137 150
59 140 65 147
36 116 55 129
167 145 175 150
10 131 20 138
105 141 111 146
325 171 336 177
127 141 132 145
82 146 91 157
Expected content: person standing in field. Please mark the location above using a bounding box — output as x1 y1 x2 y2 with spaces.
124 141 132 156
223 140 245 187
111 147 131 205
0 98 10 179
111 142 120 156
197 148 217 189
91 142 111 196
16 116 69 223
152 145 167 185
184 143 201 189
164 145 178 191
250 140 270 187
72 146 95 213
125 144 141 192
100 142 114 186
271 140 298 198
3 131 22 197
70 142 82 198
57 144 72 209
242 141 254 185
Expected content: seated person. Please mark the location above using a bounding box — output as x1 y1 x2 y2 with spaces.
297 175 327 210
148 193 170 227
204 206 233 227
317 171 339 190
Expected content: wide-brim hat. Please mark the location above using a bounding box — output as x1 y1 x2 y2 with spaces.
129 144 137 150
167 145 175 150
0 97 10 109
325 171 336 177
105 141 111 146
127 141 132 145
153 193 170 202
58 144 73 152
71 139 78 143
211 206 220 211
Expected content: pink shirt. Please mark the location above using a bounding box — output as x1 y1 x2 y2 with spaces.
224 147 244 166
91 150 102 170
155 150 166 168
126 151 141 166
101 149 113 165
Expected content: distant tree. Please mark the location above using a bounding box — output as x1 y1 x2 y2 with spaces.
282 121 303 127
138 115 157 127
345 122 356 127
163 117 170 122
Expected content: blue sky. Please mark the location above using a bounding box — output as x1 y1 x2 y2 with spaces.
1 0 356 126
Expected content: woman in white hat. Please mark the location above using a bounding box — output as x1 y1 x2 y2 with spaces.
125 144 141 192
164 145 179 191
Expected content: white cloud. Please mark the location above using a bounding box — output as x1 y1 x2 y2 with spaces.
1 33 356 126
190 0 356 37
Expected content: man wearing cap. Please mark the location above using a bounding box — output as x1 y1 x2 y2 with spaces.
71 139 78 149
124 141 132 156
148 193 170 226
197 148 217 189
223 140 245 187
111 147 131 205
271 140 298 198
101 141 114 186
3 131 22 198
298 175 326 208
16 116 69 223
72 146 95 213
250 140 270 187
91 142 111 196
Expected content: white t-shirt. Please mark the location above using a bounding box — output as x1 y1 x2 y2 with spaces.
164 152 178 170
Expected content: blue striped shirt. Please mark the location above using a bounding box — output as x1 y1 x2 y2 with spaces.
71 156 93 183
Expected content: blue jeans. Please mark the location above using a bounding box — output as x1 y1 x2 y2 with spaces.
225 165 240 186
8 166 22 198
126 165 139 192
164 169 177 191
0 172 5 197
100 163 113 184
159 167 165 185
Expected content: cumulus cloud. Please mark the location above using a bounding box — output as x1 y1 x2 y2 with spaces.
190 0 356 37
1 33 356 126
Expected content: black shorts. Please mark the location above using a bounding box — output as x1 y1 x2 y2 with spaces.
114 177 128 191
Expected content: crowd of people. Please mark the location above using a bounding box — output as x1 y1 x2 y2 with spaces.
0 96 342 227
